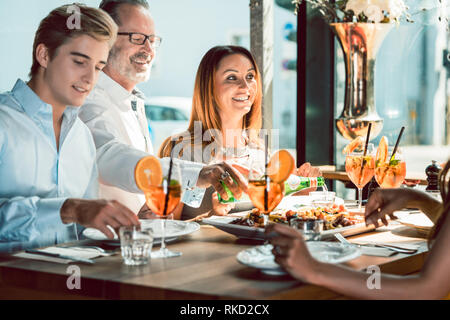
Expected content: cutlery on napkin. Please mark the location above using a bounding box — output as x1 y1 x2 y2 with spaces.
359 246 397 257
13 246 114 264
334 233 418 257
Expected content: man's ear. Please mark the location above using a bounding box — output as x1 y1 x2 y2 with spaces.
35 43 50 69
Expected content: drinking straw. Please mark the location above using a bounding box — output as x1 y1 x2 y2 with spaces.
358 122 372 185
264 133 269 212
389 126 405 163
163 140 175 216
362 122 372 157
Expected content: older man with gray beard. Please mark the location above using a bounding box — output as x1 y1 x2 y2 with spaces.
79 0 246 216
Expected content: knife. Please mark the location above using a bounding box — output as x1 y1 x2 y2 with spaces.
25 249 95 265
352 243 418 254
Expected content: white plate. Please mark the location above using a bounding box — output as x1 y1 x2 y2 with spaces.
82 219 200 242
236 242 361 275
397 213 433 231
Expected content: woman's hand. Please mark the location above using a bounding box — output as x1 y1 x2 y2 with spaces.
189 192 235 222
295 162 322 177
137 203 158 219
211 192 235 216
265 223 318 282
290 162 322 195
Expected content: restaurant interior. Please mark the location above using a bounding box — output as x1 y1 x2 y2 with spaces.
0 0 449 304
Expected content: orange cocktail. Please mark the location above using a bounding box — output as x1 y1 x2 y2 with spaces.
375 161 406 188
375 139 406 188
345 154 376 189
145 184 181 216
247 180 284 214
246 149 294 225
343 139 375 211
134 156 183 259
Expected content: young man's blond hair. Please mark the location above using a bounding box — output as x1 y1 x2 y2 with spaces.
29 3 118 78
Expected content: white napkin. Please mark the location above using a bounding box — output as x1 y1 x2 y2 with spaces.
360 246 397 257
14 246 112 264
14 252 73 264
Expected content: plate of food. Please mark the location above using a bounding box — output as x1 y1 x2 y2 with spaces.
236 242 361 275
82 219 200 244
203 203 373 241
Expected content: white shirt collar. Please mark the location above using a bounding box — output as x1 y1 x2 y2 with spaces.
96 72 139 111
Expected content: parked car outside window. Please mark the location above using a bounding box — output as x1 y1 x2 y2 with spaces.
144 96 192 152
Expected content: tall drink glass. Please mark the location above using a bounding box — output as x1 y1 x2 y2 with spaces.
345 143 375 211
144 163 182 258
246 157 285 225
375 146 406 188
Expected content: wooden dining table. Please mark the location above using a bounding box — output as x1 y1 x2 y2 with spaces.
0 221 429 300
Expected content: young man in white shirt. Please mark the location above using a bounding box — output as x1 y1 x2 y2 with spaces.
0 4 140 252
79 0 246 215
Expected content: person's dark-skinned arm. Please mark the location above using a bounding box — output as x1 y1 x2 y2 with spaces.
364 188 443 227
266 219 450 299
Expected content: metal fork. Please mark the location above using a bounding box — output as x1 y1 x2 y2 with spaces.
334 233 355 248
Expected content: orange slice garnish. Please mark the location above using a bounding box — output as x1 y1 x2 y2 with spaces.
134 156 163 191
342 136 363 154
267 150 295 183
375 136 389 165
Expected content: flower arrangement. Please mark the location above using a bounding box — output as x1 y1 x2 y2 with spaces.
292 0 447 24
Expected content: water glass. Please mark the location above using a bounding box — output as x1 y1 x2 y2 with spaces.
309 191 336 207
290 218 324 241
120 226 154 265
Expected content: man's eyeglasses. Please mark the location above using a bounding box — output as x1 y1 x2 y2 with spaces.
118 32 162 48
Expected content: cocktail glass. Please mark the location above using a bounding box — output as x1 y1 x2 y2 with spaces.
345 143 375 211
375 146 406 188
246 157 285 225
144 163 182 258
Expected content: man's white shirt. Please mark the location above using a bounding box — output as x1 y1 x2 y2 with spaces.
79 72 205 213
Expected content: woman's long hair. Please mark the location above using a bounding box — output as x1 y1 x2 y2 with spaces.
158 45 263 160
429 161 450 244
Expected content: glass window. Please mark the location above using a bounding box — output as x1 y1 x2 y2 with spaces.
274 2 298 154
334 6 450 198
0 0 100 92
142 0 250 98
